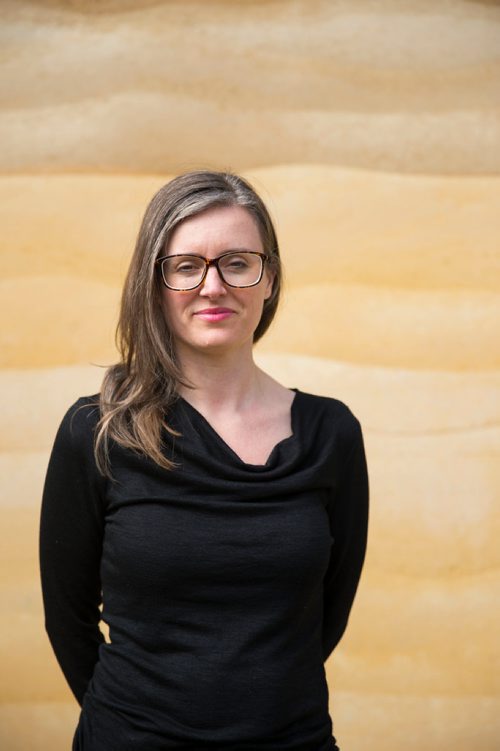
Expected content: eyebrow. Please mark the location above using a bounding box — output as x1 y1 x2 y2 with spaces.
165 247 258 258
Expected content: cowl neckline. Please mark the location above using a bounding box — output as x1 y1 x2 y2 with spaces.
176 388 301 471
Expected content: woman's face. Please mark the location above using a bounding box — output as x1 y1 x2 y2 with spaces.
159 204 274 359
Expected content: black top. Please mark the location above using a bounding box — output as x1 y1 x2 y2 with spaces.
39 389 369 751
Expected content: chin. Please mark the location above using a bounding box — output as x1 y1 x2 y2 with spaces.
190 330 253 353
199 336 242 351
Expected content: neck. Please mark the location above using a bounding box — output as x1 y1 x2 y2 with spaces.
176 344 267 412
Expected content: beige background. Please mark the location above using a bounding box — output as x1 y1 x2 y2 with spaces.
1 1 499 749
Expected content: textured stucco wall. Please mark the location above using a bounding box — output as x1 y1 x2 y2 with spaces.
1 2 499 750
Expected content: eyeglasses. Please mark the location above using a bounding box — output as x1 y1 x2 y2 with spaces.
155 251 268 291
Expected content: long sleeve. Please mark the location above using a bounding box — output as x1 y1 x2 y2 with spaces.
322 417 369 661
39 397 106 705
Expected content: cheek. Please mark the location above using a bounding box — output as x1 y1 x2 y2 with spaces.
160 292 172 322
160 291 185 329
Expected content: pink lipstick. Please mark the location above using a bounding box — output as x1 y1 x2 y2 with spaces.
194 307 234 322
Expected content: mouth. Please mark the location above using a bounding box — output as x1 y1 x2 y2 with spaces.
193 307 235 322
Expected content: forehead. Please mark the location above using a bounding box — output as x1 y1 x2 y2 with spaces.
166 204 262 255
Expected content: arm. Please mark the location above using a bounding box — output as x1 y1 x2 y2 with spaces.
322 417 369 661
39 398 106 705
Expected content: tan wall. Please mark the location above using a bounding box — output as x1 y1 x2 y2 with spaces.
1 2 499 750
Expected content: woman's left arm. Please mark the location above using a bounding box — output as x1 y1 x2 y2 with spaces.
322 417 369 662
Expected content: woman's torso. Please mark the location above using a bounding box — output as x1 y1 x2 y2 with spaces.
74 390 355 750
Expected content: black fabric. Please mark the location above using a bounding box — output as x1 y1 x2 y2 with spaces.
39 389 369 751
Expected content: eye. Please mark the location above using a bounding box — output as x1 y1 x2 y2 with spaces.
223 254 251 270
171 257 203 275
177 262 197 273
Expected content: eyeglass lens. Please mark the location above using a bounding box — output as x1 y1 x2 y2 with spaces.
161 252 263 290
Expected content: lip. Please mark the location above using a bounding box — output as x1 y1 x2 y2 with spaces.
194 307 235 321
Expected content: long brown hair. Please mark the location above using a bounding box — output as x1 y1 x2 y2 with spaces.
95 170 282 476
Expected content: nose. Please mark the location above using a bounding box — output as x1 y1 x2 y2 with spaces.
199 263 227 297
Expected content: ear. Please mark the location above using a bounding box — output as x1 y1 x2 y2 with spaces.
263 268 275 300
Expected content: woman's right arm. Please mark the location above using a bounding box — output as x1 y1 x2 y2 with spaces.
39 397 106 706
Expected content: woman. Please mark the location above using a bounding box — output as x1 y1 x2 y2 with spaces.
39 170 369 751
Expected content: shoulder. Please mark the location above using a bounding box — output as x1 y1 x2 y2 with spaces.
294 389 360 426
55 394 101 451
45 394 106 501
294 389 363 451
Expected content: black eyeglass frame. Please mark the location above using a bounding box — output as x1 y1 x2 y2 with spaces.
155 251 268 291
